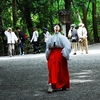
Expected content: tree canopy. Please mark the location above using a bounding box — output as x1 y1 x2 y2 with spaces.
0 0 100 55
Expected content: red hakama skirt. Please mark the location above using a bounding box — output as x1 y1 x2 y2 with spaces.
47 48 70 89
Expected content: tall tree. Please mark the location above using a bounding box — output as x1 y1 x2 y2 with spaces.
82 4 90 40
23 3 33 36
12 0 17 27
64 0 71 36
16 0 33 36
0 0 8 56
92 0 99 43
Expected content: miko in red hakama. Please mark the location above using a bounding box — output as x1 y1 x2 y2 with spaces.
47 48 70 89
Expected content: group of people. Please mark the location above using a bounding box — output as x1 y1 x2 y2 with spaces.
30 27 51 53
4 26 51 57
45 23 89 93
4 27 28 57
4 23 88 93
68 23 88 55
4 24 71 93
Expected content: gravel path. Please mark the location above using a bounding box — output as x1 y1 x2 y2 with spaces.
0 43 100 100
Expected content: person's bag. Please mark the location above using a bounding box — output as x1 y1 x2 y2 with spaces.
79 38 83 43
23 33 28 40
71 37 77 42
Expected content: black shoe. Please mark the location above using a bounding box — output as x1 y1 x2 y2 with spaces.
62 88 66 91
38 50 41 53
62 87 70 91
73 53 76 55
33 51 36 54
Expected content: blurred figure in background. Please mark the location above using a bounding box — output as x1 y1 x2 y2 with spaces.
16 27 25 55
43 27 51 49
30 27 40 54
77 23 88 54
4 28 18 57
68 24 78 55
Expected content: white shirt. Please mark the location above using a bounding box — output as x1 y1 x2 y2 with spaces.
44 31 51 42
4 31 18 44
30 31 39 42
77 26 87 38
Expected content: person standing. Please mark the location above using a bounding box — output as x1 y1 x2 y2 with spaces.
16 27 25 55
30 27 40 53
4 28 18 57
45 24 71 93
68 24 78 55
43 28 51 48
77 23 88 54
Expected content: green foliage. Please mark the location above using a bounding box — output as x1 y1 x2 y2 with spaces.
0 0 100 55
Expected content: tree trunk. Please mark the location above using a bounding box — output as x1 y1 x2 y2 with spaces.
92 0 99 43
16 0 33 37
24 4 33 37
64 0 71 37
0 10 7 56
82 6 90 41
12 0 17 28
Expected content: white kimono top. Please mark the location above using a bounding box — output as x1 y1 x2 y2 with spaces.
45 32 71 60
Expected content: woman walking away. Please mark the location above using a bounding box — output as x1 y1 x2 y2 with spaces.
45 24 71 93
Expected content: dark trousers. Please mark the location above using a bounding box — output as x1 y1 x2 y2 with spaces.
33 41 39 53
19 42 24 55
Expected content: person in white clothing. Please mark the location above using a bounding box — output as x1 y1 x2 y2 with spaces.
77 23 88 54
45 24 71 93
43 28 51 49
4 28 18 57
30 27 40 53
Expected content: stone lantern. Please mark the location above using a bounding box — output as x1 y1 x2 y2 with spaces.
58 9 70 36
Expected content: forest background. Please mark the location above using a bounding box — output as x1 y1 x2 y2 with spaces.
0 0 100 56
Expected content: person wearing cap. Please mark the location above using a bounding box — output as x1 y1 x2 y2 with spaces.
77 23 88 54
45 24 71 93
43 27 51 49
68 24 78 55
4 28 18 57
